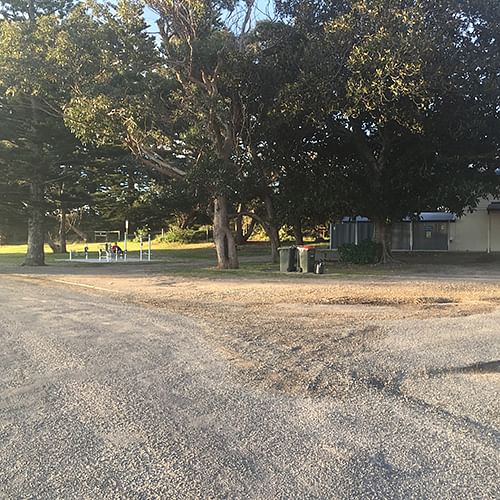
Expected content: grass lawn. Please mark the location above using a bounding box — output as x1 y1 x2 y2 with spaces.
2 240 498 279
0 240 347 278
0 241 279 274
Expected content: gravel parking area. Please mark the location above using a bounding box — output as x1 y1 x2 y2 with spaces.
1 270 499 498
23 267 500 396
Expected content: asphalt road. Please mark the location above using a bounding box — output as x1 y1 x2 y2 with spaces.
0 276 498 499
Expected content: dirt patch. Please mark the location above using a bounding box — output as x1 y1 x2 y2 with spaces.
17 271 500 396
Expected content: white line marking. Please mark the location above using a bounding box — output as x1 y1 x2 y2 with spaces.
51 279 118 293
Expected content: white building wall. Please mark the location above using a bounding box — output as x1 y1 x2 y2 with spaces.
449 198 500 252
490 212 500 252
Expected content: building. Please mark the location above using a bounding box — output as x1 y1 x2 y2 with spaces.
330 198 500 253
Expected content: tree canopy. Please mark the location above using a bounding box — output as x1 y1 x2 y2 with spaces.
1 0 499 265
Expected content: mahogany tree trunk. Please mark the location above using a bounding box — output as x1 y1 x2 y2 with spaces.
268 228 280 263
213 195 239 269
234 206 245 245
263 194 280 263
46 233 59 253
244 219 256 243
293 219 304 246
373 218 394 264
23 177 45 266
59 208 67 254
67 221 87 241
235 218 256 245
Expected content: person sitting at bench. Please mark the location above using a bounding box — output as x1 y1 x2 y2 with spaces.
111 242 123 255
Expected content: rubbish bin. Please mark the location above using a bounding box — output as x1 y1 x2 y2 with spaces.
278 246 297 272
297 246 316 273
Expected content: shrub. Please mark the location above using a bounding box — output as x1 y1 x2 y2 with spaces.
278 225 295 242
133 225 150 242
338 239 382 264
156 226 203 244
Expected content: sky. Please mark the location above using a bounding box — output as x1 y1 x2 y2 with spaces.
143 0 276 34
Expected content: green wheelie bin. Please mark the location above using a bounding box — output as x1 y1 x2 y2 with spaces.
278 246 297 272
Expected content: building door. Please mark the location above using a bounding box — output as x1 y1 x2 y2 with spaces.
413 222 449 251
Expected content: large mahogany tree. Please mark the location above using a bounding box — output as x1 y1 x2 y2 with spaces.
277 0 500 261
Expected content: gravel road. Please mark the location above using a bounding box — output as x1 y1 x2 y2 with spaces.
0 275 499 499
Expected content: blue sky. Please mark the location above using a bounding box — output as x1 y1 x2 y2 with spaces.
143 0 275 33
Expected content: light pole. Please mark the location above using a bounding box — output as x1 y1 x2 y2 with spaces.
124 219 129 259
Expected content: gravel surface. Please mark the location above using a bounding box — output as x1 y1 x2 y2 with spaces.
0 274 499 498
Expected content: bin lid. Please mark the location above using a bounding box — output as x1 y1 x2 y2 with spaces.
298 245 315 250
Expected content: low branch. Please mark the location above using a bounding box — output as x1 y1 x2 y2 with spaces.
140 156 186 180
231 210 270 230
126 138 187 180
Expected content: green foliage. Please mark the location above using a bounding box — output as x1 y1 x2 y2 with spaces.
155 226 205 244
2 0 500 269
338 239 381 265
133 225 150 241
277 0 500 226
278 226 295 242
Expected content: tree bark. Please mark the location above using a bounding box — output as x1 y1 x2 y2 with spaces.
293 219 304 246
67 220 87 241
46 232 59 253
234 205 245 245
263 194 280 263
373 218 394 264
23 178 45 266
234 217 257 245
24 63 45 265
59 207 67 253
213 195 239 269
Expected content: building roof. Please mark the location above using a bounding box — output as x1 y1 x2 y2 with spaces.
341 212 456 223
416 212 456 222
487 201 500 212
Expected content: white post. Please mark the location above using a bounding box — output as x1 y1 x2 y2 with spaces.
124 220 128 254
409 221 414 251
69 250 72 261
148 234 151 261
140 236 143 261
115 249 118 262
487 212 491 254
354 220 358 245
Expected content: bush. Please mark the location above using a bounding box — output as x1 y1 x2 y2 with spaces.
155 226 204 244
278 225 295 242
133 225 151 242
338 239 382 264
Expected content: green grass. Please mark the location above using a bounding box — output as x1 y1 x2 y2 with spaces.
0 241 274 273
0 240 444 280
2 241 498 283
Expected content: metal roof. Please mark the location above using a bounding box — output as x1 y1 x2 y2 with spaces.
341 212 456 223
487 201 500 212
416 212 456 222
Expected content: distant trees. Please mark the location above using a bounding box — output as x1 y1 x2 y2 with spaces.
0 0 91 263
